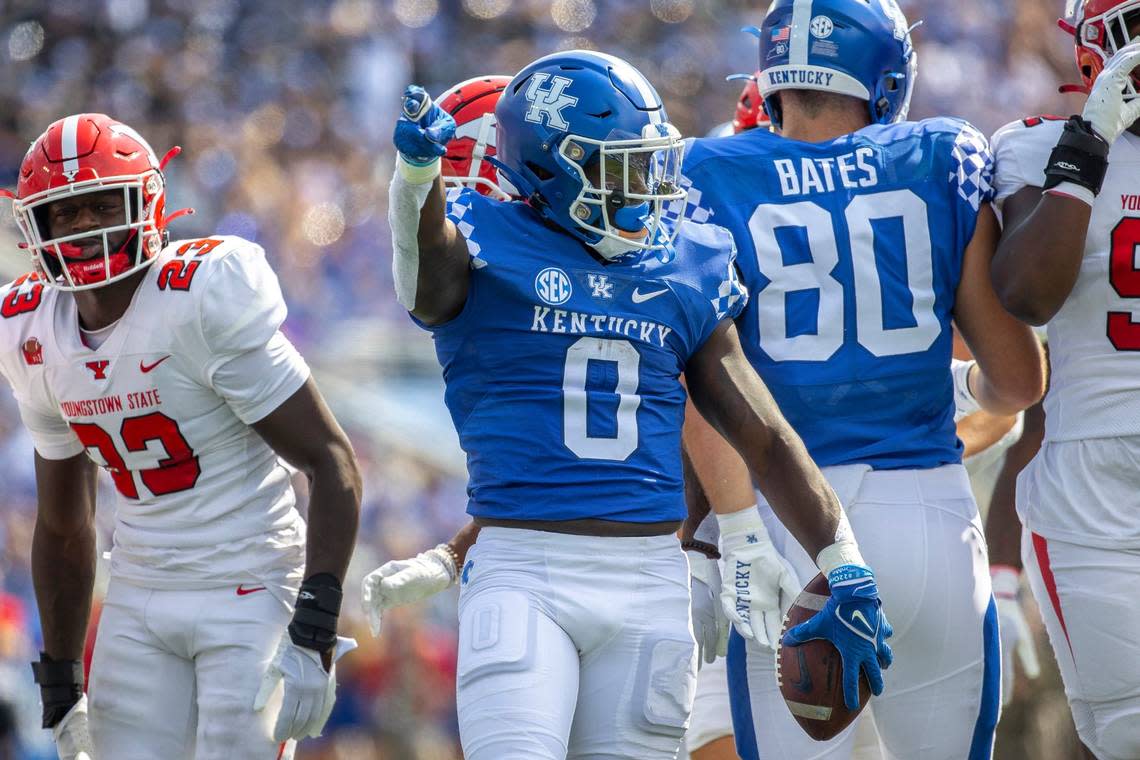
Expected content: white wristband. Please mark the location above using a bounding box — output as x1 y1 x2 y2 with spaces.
952 359 981 422
396 155 442 184
1046 181 1096 208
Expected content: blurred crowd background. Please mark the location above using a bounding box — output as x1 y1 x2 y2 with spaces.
0 0 1092 758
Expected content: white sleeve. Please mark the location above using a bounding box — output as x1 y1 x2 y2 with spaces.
198 242 310 424
9 386 83 460
991 120 1057 209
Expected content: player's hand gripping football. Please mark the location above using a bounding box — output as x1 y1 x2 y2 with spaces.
361 543 458 637
717 508 802 650
1082 40 1140 144
991 565 1041 705
52 695 94 760
394 85 457 166
254 634 357 742
782 564 894 711
686 548 729 664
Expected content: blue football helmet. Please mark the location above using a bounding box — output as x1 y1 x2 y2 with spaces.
753 0 917 128
492 51 686 260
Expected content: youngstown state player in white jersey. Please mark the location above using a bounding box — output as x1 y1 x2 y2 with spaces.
991 1 1140 755
370 50 895 759
671 1 1045 758
0 114 361 760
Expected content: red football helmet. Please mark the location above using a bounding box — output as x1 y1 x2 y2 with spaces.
1062 0 1140 96
2 113 187 291
730 72 772 133
438 75 511 199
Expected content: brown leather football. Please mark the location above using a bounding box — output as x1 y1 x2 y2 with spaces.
776 572 870 741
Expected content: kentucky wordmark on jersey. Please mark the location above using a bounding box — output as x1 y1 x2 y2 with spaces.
419 187 746 524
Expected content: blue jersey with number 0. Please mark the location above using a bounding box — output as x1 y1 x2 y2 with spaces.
677 118 995 469
418 188 747 523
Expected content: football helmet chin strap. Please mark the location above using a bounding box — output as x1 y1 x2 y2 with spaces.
388 156 441 311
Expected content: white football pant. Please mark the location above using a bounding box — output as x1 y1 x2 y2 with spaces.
88 578 297 759
1019 438 1140 760
456 527 697 760
728 465 1000 760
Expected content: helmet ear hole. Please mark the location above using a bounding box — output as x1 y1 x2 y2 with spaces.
525 161 555 181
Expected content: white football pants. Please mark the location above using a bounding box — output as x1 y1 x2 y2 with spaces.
456 527 698 760
1023 531 1140 760
728 465 1000 760
88 578 297 759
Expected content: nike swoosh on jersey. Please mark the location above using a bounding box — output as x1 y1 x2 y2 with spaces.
631 288 668 303
236 584 267 596
139 355 172 373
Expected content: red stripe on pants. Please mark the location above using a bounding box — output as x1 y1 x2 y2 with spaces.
1031 532 1074 658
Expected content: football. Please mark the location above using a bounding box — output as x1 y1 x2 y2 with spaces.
776 573 871 741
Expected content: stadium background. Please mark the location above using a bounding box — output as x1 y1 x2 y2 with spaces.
0 1 1090 758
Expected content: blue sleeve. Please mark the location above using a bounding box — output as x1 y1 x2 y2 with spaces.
673 223 749 353
946 120 995 236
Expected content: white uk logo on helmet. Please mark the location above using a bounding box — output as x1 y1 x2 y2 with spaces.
523 73 579 131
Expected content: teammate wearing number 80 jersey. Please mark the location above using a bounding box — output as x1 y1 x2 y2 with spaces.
673 1 1044 758
0 113 361 759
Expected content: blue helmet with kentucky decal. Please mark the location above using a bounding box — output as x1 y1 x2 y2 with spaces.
755 0 917 128
493 50 686 261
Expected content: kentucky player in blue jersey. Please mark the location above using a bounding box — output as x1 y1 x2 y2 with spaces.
363 50 894 759
674 2 1044 759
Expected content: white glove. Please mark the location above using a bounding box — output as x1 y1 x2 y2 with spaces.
717 507 801 650
361 543 458 637
687 549 728 665
254 634 357 742
991 566 1041 705
53 695 93 760
1083 40 1140 144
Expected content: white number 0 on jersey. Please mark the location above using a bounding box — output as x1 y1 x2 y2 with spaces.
750 189 940 361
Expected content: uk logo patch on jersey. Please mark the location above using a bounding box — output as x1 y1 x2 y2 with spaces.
588 274 614 299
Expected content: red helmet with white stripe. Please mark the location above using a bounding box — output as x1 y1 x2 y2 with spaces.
730 72 772 134
438 76 511 199
1064 0 1140 97
2 113 187 290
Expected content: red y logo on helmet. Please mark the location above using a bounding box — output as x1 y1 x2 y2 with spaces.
85 360 110 380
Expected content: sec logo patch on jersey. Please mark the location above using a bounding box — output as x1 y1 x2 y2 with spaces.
535 267 573 306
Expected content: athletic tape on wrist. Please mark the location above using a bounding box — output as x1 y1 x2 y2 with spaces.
952 359 981 421
816 540 866 578
389 158 440 310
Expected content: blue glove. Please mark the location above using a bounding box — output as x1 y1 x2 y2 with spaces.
782 564 893 711
394 85 456 167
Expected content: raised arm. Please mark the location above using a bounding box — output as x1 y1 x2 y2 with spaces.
993 43 1140 324
389 86 472 325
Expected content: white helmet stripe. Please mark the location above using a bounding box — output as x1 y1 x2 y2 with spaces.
61 115 81 177
108 124 160 167
589 51 664 124
790 0 814 66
